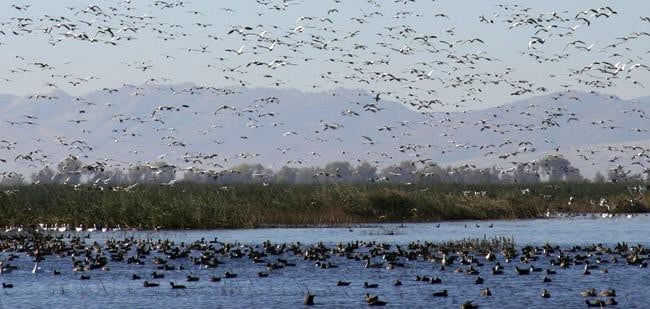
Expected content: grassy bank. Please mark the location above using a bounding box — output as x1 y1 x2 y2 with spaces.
0 183 648 229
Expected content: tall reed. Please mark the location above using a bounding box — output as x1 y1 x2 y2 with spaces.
0 182 646 229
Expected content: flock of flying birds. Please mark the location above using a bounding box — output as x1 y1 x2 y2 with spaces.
0 0 649 185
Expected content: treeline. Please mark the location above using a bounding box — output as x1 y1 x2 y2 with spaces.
0 154 646 187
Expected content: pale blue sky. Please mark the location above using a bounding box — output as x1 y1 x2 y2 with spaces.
1 0 648 109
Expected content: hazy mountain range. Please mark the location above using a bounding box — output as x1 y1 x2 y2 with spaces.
0 84 648 178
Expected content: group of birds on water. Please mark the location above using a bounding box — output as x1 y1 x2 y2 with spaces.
0 1 648 185
3 223 124 234
0 231 647 307
0 3 648 307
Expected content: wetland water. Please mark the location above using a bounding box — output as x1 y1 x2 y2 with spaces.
1 215 649 308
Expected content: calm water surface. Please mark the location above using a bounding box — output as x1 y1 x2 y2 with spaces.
1 216 648 308
133 214 650 246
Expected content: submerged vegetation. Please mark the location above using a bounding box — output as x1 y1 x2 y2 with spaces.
0 182 647 229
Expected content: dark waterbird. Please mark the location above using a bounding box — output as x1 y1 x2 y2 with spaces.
224 271 237 279
600 289 616 297
365 293 387 306
585 299 606 307
304 292 315 305
368 300 387 306
461 301 479 309
432 289 448 297
581 288 597 297
364 281 379 288
515 266 530 275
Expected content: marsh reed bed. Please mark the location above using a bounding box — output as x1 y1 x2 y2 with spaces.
0 182 647 229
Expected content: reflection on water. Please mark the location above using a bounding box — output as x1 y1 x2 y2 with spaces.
0 215 648 308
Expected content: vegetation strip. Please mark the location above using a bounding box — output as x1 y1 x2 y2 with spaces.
0 183 647 229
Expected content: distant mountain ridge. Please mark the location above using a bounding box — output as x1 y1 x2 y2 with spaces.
0 85 648 178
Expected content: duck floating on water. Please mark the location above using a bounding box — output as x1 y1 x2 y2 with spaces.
585 299 606 307
515 266 530 275
364 281 379 289
600 289 615 297
581 288 596 297
365 293 387 306
432 289 448 297
224 271 237 279
304 292 315 306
